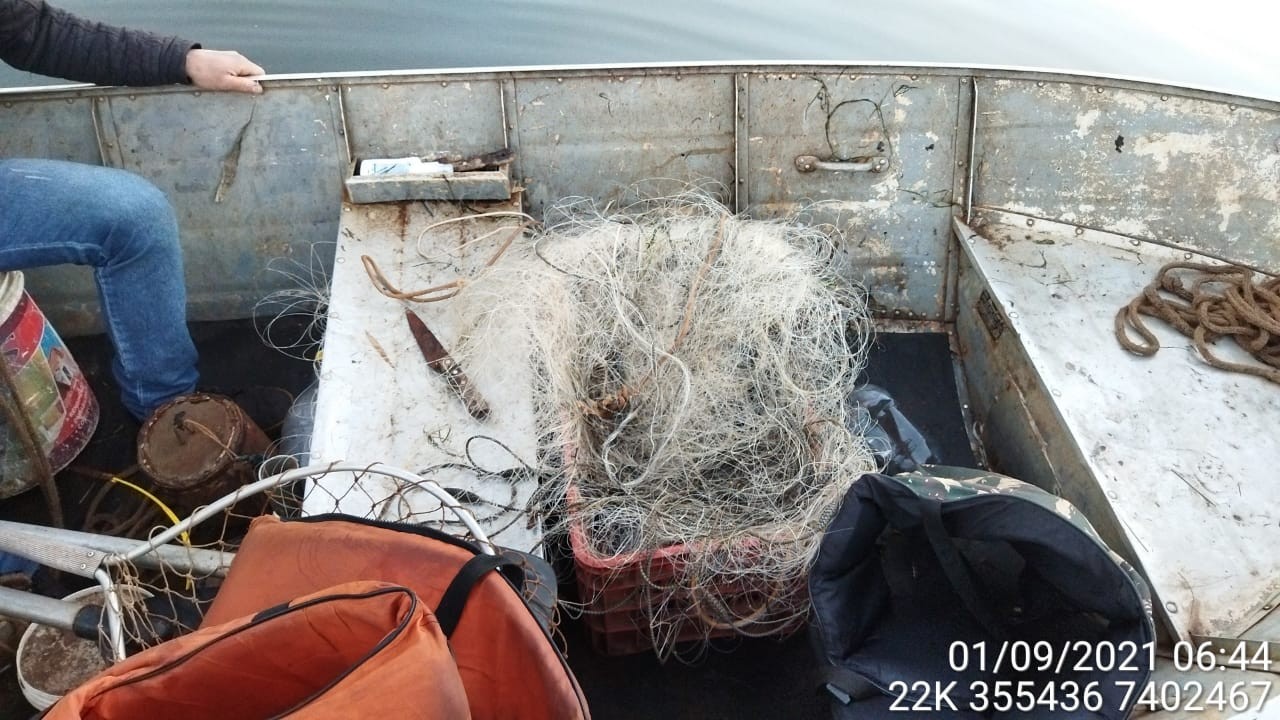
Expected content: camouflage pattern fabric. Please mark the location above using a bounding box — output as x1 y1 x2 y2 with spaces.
894 465 1155 627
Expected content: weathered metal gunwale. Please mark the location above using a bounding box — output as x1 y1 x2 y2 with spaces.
5 59 1278 106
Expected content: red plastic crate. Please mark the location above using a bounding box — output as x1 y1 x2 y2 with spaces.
566 483 807 656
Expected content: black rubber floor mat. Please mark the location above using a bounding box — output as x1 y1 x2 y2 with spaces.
860 331 977 469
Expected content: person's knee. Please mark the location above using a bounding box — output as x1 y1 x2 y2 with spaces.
95 172 181 264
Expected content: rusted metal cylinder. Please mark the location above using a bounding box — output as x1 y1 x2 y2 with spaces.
136 393 271 517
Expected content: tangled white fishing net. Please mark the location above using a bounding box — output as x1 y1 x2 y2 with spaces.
454 190 879 658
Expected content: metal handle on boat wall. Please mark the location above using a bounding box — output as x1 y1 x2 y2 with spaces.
794 155 889 174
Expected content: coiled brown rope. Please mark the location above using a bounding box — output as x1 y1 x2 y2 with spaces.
1115 261 1280 384
361 214 532 303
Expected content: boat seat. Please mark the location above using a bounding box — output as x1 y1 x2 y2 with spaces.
952 208 1278 651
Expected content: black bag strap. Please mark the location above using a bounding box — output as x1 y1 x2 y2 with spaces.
820 665 882 704
919 500 1008 644
434 553 524 638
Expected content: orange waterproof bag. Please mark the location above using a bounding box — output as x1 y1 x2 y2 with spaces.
46 581 470 720
201 515 590 720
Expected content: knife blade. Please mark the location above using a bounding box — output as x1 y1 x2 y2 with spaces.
404 309 491 421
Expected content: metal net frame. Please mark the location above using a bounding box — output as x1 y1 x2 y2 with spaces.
2 462 493 666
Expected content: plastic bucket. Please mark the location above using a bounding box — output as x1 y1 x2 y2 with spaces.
14 586 115 710
0 271 99 498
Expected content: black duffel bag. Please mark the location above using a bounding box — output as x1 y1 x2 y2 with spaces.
810 467 1155 719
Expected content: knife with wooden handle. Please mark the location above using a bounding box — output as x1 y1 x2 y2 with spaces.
404 309 491 421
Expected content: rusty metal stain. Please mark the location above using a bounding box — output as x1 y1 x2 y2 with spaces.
396 202 410 241
975 288 1006 340
214 104 256 204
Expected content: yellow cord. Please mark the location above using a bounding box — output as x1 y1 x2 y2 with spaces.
109 476 191 548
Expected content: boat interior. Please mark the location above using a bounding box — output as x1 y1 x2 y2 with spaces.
0 64 1276 718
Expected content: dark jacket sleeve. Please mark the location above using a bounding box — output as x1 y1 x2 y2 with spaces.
0 0 196 86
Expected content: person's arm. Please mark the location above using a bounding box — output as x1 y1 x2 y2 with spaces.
0 0 262 93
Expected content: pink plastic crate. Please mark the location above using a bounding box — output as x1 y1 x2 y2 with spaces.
566 483 806 656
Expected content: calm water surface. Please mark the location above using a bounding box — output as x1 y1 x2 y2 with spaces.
2 0 1277 99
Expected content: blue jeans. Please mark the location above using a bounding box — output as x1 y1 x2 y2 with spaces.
0 159 198 420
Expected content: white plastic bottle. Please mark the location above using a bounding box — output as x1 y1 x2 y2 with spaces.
355 156 454 176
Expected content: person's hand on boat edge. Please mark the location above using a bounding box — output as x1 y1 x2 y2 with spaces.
185 48 265 94
0 0 273 428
